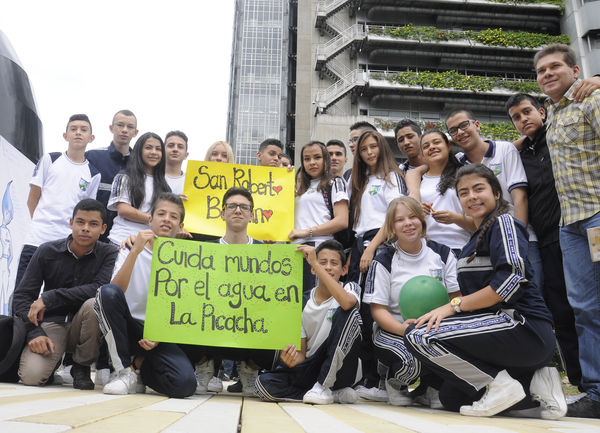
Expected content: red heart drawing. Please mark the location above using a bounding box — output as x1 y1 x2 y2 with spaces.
273 185 282 194
263 210 273 220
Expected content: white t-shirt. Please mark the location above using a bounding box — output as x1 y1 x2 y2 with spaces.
112 246 153 322
294 177 348 245
350 173 406 236
457 140 536 241
364 239 459 323
301 281 361 357
219 236 257 244
26 152 101 246
420 174 471 250
107 174 154 245
166 172 185 195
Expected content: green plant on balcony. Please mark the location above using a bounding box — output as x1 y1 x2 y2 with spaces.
374 118 520 141
373 24 569 49
464 28 570 48
387 70 540 94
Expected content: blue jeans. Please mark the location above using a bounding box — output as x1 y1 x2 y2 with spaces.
560 212 600 401
528 240 543 295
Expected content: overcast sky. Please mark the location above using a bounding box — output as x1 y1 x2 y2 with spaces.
0 1 235 162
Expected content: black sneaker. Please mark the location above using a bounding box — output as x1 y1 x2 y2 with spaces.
227 380 243 393
71 362 94 390
567 396 600 419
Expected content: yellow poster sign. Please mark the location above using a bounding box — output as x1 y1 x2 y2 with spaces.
183 161 295 241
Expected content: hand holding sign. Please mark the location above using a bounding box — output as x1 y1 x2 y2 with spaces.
144 239 303 351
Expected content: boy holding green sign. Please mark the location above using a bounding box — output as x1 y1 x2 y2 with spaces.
255 240 363 405
188 187 280 396
94 192 197 397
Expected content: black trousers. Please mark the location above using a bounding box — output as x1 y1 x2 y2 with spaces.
404 310 555 404
94 284 196 398
539 241 581 387
255 307 362 402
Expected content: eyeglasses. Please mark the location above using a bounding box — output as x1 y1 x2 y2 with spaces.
447 120 475 136
224 202 252 212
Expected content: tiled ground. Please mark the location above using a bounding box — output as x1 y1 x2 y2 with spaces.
1 382 599 433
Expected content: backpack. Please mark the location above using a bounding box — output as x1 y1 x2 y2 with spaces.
321 177 355 250
0 315 27 382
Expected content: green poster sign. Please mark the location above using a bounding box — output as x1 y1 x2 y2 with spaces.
143 238 303 350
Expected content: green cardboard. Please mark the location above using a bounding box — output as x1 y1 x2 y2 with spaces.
143 238 303 350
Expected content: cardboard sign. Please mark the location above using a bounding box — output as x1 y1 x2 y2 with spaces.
143 238 303 350
183 161 295 241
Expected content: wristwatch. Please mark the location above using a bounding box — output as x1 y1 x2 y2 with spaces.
450 297 462 313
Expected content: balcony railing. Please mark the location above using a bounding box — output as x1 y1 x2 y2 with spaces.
315 23 365 63
314 68 541 115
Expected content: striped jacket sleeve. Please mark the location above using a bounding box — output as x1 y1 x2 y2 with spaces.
488 214 528 302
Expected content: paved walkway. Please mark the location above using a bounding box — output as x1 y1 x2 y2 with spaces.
1 382 599 433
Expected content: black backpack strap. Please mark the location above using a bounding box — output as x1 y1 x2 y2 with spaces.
49 152 62 163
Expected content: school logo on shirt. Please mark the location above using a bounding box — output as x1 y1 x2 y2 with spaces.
489 163 502 176
368 185 382 196
327 308 337 321
307 187 316 194
79 178 90 191
429 268 443 282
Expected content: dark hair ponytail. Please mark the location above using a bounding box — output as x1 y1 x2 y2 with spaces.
455 164 510 263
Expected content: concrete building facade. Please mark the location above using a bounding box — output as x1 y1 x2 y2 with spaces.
227 0 589 165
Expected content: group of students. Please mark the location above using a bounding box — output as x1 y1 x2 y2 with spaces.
6 43 600 420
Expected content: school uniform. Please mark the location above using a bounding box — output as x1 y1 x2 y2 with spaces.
255 282 362 402
94 247 197 398
15 152 101 288
86 142 131 241
420 175 471 252
364 240 458 385
403 214 555 405
347 171 406 389
166 172 185 195
293 177 348 304
457 140 543 289
107 173 154 246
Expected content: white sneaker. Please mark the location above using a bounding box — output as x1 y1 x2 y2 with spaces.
103 368 139 395
58 365 73 385
414 386 443 409
385 379 413 406
239 362 258 397
355 385 389 402
194 359 214 395
303 382 334 405
332 387 358 404
460 370 525 417
530 367 567 419
208 376 223 393
94 368 111 387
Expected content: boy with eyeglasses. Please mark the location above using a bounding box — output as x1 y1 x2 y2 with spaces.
188 187 279 397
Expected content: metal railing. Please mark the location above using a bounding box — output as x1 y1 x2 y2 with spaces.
315 24 365 61
326 58 353 80
316 0 351 17
315 69 365 109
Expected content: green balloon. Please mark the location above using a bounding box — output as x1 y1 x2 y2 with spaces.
398 275 450 320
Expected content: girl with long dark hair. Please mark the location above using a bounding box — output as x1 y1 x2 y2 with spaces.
108 132 171 245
